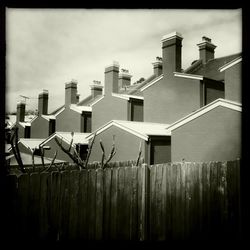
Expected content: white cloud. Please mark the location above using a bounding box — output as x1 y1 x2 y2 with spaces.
6 8 242 113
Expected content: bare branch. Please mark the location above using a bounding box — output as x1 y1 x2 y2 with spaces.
55 136 85 168
100 135 116 169
84 132 96 169
31 149 35 172
43 150 58 172
136 141 142 166
11 126 24 172
39 145 45 167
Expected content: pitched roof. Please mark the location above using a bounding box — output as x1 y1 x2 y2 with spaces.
40 131 91 147
118 74 156 96
19 138 45 150
184 53 242 81
87 120 170 141
19 122 31 128
219 56 242 72
166 98 242 131
70 104 92 113
49 105 65 116
6 152 66 166
140 74 164 91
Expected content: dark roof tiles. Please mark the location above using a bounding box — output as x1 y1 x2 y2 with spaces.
185 52 242 81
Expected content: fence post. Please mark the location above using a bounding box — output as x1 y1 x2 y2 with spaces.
140 163 149 241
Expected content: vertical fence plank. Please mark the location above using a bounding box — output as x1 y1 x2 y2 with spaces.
164 163 172 240
149 165 156 240
184 162 192 239
39 172 50 240
140 164 150 241
124 166 132 240
130 166 138 240
17 174 30 239
28 173 41 240
201 162 210 239
117 167 126 239
155 164 164 240
227 160 241 239
103 168 112 239
68 170 80 240
95 168 104 240
210 162 220 240
78 169 88 240
170 163 179 240
110 166 118 239
58 171 70 240
49 171 61 241
87 169 97 240
180 162 187 239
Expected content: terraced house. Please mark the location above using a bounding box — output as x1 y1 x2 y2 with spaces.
87 31 242 164
10 31 241 165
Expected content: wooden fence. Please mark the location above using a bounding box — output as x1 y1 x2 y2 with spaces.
5 160 241 241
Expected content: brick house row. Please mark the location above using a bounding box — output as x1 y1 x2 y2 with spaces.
10 31 241 164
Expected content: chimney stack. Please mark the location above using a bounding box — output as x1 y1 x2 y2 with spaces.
38 89 48 115
197 36 216 64
90 80 103 98
65 80 78 106
16 100 25 122
161 31 183 76
76 94 80 103
104 61 120 94
118 69 132 89
152 57 163 77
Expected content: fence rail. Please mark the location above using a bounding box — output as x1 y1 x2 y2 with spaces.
5 160 241 241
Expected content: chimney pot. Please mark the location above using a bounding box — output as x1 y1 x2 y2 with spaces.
119 69 132 89
152 57 163 77
90 80 103 98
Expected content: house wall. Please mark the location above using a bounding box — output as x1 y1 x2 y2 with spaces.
88 126 145 163
143 76 201 124
42 137 75 162
171 106 241 162
56 107 82 132
92 96 128 131
31 116 50 138
225 62 241 103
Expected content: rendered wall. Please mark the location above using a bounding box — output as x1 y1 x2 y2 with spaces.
56 108 81 132
171 106 241 162
225 62 241 103
42 137 75 162
31 116 49 138
144 75 201 124
88 126 145 163
92 96 128 131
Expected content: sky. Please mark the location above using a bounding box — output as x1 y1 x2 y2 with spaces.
6 8 242 113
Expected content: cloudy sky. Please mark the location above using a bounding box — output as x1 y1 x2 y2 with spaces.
6 8 242 113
